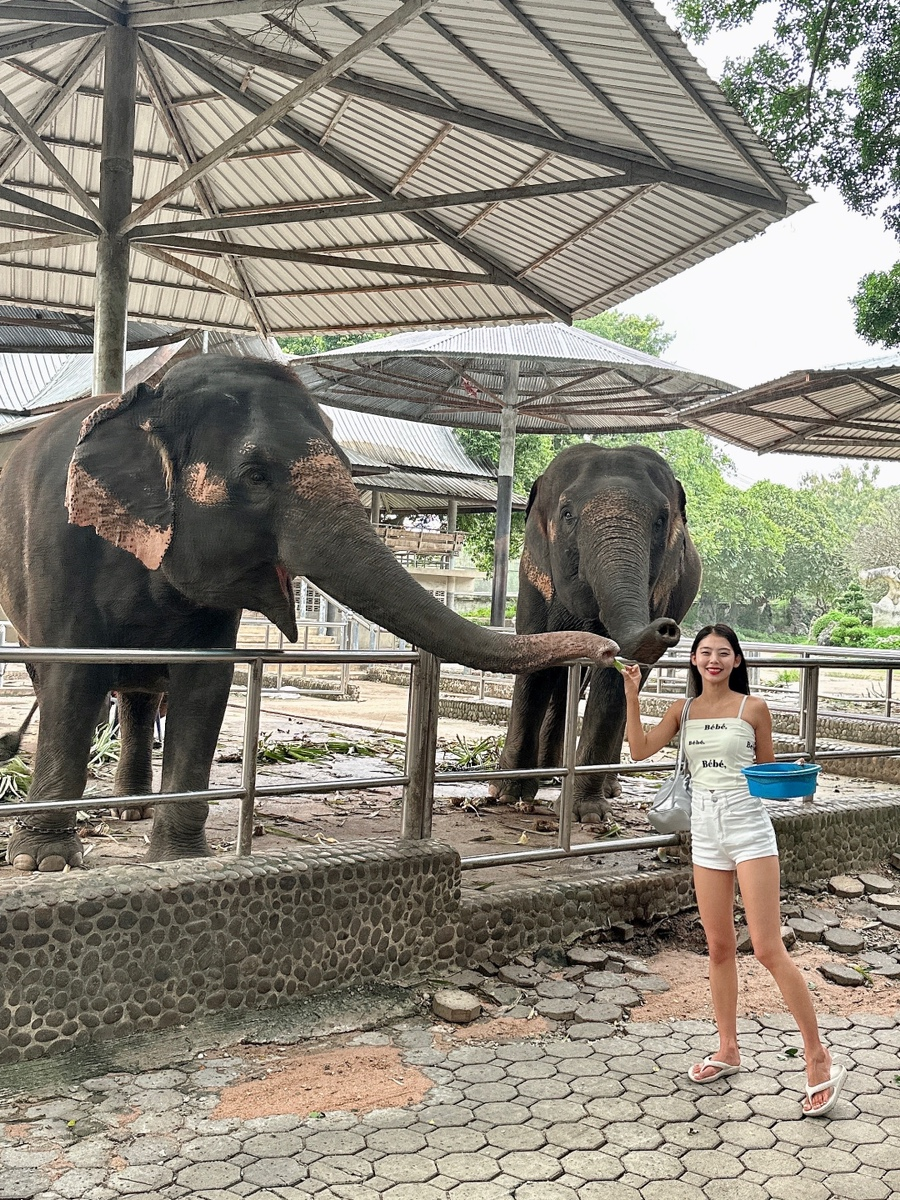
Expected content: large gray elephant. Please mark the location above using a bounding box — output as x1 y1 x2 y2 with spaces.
491 443 702 821
0 357 618 872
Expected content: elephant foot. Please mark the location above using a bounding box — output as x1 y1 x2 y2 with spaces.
488 779 539 809
7 823 84 872
144 834 211 863
110 805 152 821
568 774 621 824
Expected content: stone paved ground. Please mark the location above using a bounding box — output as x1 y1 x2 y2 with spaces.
1 1000 897 1200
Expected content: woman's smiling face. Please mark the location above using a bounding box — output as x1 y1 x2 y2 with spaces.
692 634 741 684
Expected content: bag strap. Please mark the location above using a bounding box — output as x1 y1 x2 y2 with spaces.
675 698 692 774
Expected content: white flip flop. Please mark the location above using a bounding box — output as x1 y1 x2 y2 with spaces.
688 1057 741 1083
803 1063 847 1117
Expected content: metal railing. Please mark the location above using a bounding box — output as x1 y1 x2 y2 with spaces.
1 644 899 874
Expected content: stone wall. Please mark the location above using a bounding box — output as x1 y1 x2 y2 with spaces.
2 791 899 1063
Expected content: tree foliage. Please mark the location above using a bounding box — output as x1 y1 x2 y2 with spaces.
675 0 900 346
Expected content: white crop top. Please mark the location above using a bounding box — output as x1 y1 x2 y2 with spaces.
683 694 756 791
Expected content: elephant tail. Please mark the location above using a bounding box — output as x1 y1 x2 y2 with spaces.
0 699 38 763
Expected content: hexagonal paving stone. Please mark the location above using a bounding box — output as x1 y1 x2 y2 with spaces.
437 1152 503 1183
474 1102 532 1126
559 1149 627 1181
309 1154 376 1184
515 1184 581 1200
427 1127 489 1153
240 1158 307 1187
486 1126 547 1152
177 1162 242 1191
500 1151 565 1182
620 1150 684 1180
680 1148 744 1179
180 1136 243 1163
578 1184 643 1200
585 1097 643 1122
365 1129 428 1154
375 1154 439 1184
543 1122 606 1151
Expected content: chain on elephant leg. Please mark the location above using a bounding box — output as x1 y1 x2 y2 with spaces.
7 817 84 872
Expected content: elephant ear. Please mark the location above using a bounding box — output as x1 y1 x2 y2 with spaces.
65 382 174 570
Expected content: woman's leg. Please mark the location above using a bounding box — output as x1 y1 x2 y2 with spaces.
692 864 741 1079
737 854 834 1112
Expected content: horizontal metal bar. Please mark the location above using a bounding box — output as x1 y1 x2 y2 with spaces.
460 834 679 869
0 787 245 818
255 774 408 797
0 647 419 665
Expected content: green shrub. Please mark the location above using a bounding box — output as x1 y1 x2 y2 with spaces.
835 581 872 625
810 611 845 640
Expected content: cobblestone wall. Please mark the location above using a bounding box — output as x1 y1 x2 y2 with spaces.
1 795 898 1063
0 840 459 1066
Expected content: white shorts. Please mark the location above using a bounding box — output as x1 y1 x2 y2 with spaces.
691 786 778 871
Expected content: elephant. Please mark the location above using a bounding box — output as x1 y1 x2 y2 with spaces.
0 356 619 872
490 442 702 822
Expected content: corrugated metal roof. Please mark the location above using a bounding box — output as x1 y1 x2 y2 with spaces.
0 306 188 354
0 353 67 415
0 338 502 495
292 320 732 432
681 355 900 461
357 471 524 512
0 1 807 335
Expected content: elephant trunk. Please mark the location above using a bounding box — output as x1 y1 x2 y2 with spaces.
283 504 618 673
581 527 680 664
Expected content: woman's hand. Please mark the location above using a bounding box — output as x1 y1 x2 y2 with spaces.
622 662 641 700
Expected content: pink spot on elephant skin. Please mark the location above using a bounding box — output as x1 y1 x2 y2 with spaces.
185 462 228 506
289 440 360 507
65 462 171 570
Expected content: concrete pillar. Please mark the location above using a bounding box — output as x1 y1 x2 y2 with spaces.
93 24 138 396
490 362 519 627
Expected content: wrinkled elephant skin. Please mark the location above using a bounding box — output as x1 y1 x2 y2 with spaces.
493 443 702 821
0 357 619 871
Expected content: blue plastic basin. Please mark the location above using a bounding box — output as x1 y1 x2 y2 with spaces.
741 762 821 799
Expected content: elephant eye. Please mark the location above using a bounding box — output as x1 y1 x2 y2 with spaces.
654 513 667 531
244 466 269 486
561 507 575 524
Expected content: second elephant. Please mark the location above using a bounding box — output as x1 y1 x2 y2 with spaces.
492 443 702 821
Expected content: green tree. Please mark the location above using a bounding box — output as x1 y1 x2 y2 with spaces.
574 311 675 357
674 0 900 346
456 310 678 571
746 479 849 604
278 332 385 355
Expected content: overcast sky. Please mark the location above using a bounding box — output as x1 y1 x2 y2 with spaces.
617 7 900 489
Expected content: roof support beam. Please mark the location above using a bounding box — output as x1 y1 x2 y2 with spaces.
0 4 105 24
136 244 246 299
129 173 633 238
604 0 785 203
69 0 124 21
419 12 567 139
130 233 497 283
0 86 103 223
0 208 84 234
493 0 671 166
0 183 98 232
121 0 438 232
152 25 788 213
317 7 460 108
0 25 100 59
147 39 575 320
138 43 270 334
0 37 104 181
0 231 93 255
131 0 332 26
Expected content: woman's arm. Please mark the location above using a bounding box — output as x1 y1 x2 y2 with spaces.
747 695 775 763
622 664 685 760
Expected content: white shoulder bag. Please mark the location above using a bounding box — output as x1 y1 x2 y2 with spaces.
647 698 693 834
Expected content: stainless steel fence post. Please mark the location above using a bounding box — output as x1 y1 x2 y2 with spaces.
557 661 582 853
276 629 284 691
798 653 809 739
401 649 440 839
236 657 264 855
887 668 893 718
804 665 819 766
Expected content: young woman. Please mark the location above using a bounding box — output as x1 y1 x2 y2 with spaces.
623 624 846 1117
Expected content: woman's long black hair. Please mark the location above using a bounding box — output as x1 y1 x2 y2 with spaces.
688 623 750 696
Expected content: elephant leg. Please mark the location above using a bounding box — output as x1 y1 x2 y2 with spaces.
572 666 627 823
7 665 112 872
145 661 234 862
110 691 163 821
491 668 561 806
